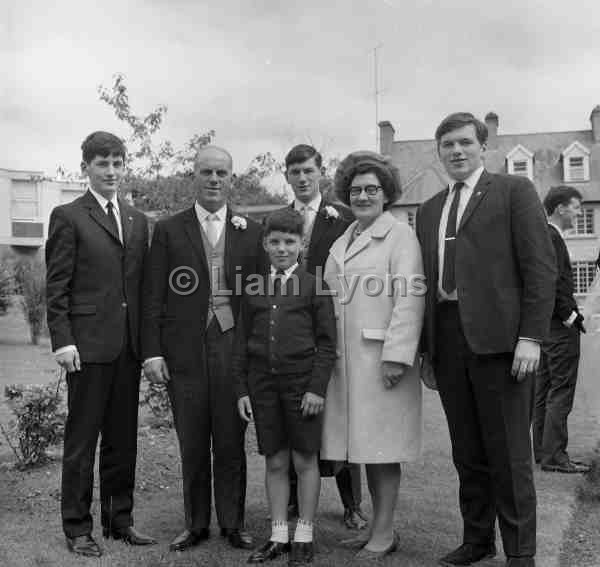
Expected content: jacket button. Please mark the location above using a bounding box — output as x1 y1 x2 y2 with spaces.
121 302 127 308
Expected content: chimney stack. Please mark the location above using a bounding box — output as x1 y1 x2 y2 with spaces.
484 112 499 148
591 105 600 143
378 121 395 156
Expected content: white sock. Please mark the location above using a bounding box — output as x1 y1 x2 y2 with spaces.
293 518 313 543
270 520 289 543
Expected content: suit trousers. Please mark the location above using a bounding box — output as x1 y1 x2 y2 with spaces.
434 302 536 557
167 318 247 532
61 326 140 538
532 324 580 465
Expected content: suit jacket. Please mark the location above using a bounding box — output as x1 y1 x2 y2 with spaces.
45 190 149 362
548 224 578 324
142 206 266 374
288 201 353 275
415 171 556 358
232 267 337 399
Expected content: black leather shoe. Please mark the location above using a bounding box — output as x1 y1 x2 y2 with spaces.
169 528 210 551
506 557 535 567
103 526 157 545
248 540 291 563
289 541 314 565
66 534 102 557
221 528 255 549
439 542 497 566
541 459 590 473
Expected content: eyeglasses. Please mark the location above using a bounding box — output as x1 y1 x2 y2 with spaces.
349 185 382 197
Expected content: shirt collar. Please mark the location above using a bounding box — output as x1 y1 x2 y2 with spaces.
270 262 298 278
449 165 484 193
194 202 227 223
89 187 119 213
548 220 565 239
294 193 322 213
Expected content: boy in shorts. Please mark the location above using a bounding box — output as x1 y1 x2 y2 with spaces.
233 208 336 565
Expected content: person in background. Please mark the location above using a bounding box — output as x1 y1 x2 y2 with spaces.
533 185 590 473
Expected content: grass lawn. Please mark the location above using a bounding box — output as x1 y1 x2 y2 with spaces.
1 306 598 566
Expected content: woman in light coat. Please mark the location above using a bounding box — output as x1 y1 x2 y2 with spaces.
321 151 425 560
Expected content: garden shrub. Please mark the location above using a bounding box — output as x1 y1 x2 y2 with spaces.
0 374 67 468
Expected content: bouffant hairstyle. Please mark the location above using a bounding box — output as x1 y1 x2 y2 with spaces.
285 144 323 169
543 185 582 215
434 112 488 146
81 131 126 163
334 151 401 210
264 208 304 237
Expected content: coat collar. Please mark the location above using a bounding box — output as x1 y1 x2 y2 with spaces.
458 170 492 230
329 211 396 266
81 189 125 246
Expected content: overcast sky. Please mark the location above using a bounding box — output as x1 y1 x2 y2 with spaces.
3 0 600 176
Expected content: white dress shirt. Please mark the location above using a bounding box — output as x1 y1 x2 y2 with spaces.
270 262 299 284
89 187 123 244
194 202 227 243
294 193 322 231
437 166 484 301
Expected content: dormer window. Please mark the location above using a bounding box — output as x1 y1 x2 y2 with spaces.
562 141 590 182
506 145 534 180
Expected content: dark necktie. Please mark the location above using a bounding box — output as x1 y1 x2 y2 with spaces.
106 201 121 243
442 182 465 294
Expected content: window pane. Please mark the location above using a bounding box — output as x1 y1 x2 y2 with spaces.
11 202 37 219
513 160 528 174
573 208 595 235
11 180 37 200
572 261 597 294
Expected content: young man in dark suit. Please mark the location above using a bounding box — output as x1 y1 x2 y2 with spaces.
533 186 589 473
416 113 556 567
283 145 366 529
46 131 154 557
142 146 265 552
234 208 337 565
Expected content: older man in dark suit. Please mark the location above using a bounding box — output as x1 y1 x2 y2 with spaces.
46 131 154 557
142 146 265 552
416 113 556 567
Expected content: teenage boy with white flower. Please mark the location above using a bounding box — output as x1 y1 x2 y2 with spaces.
142 146 266 553
233 208 337 565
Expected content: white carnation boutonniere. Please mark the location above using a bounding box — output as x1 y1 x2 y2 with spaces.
322 205 340 221
231 215 247 230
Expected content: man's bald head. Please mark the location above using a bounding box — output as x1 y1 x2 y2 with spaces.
194 145 234 212
194 145 233 170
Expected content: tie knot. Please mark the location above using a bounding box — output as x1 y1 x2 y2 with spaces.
207 213 218 221
106 201 114 211
276 268 286 276
453 182 465 193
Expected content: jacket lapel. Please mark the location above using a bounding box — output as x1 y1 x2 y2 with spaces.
224 209 241 285
429 189 447 275
82 190 121 245
308 202 329 253
183 207 209 278
458 170 492 231
118 198 134 248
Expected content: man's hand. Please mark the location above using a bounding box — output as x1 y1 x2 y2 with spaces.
382 361 407 389
237 396 253 422
55 348 81 373
511 339 541 382
143 357 171 383
420 354 437 391
301 392 325 417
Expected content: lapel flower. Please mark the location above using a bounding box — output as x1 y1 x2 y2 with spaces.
322 205 340 221
231 215 247 230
